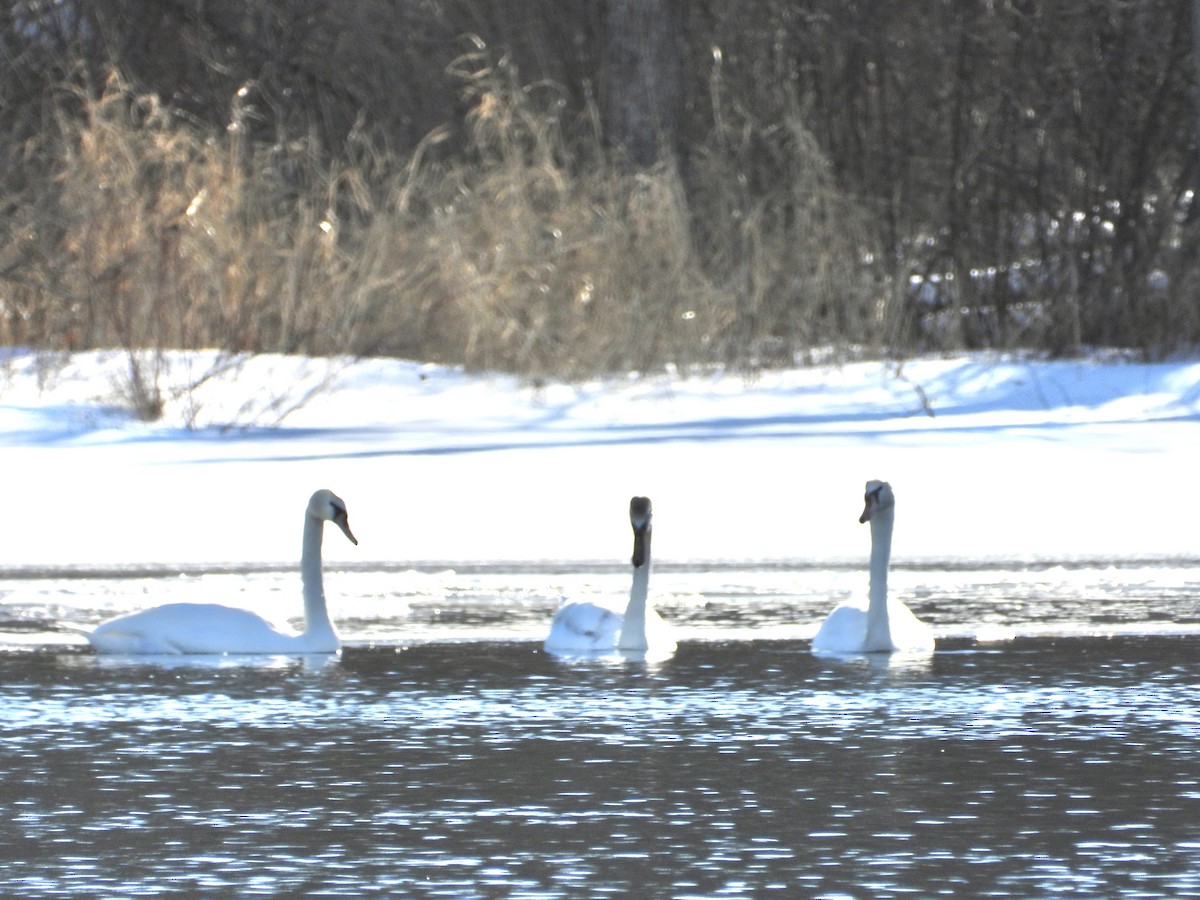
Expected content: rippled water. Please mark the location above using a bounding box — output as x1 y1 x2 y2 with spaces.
1 562 1199 897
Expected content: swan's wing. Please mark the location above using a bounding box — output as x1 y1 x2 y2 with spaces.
811 600 934 654
811 602 868 654
886 599 936 652
642 607 677 650
89 603 293 655
617 606 677 655
544 601 623 652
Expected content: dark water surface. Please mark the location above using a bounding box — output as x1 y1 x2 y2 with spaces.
2 631 1200 897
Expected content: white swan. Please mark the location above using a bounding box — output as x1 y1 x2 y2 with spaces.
811 480 935 654
88 489 357 655
544 496 676 656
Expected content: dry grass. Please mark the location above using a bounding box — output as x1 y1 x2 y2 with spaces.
0 60 885 416
354 49 886 377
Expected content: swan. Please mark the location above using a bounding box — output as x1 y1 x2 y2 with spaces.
544 496 676 656
811 480 935 654
88 489 357 655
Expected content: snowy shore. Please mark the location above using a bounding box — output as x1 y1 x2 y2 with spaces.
2 350 1198 570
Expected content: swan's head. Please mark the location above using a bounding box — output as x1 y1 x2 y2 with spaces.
629 496 652 568
860 480 894 524
309 489 358 545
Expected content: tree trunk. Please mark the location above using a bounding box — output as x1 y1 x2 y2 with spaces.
600 0 682 168
1192 0 1200 210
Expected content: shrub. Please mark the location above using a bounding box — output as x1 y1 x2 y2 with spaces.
0 56 883 417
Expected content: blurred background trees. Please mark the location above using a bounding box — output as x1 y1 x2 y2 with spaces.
2 0 1198 373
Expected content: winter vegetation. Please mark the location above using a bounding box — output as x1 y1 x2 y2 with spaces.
1 2 1199 419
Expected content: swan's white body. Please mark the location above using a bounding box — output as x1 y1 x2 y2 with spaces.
545 496 676 656
812 481 934 655
88 490 357 655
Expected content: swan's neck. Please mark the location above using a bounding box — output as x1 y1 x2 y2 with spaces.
618 531 652 651
863 507 894 652
300 513 337 644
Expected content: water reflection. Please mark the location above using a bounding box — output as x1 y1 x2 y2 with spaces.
1 635 1199 897
2 562 1200 896
73 651 342 674
4 559 1199 649
811 647 935 673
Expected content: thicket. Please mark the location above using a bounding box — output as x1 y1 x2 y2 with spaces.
2 0 1199 400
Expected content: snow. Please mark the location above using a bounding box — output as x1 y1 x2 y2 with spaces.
2 349 1198 571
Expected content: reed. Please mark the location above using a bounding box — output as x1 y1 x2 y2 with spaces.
0 61 882 416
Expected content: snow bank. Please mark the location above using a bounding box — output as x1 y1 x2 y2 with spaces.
2 350 1197 569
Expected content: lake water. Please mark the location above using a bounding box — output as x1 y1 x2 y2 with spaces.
1 561 1199 897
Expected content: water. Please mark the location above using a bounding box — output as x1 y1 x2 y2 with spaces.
1 562 1200 897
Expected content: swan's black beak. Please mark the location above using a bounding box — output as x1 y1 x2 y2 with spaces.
860 483 886 524
631 529 648 568
859 498 876 524
629 496 652 568
334 511 358 545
